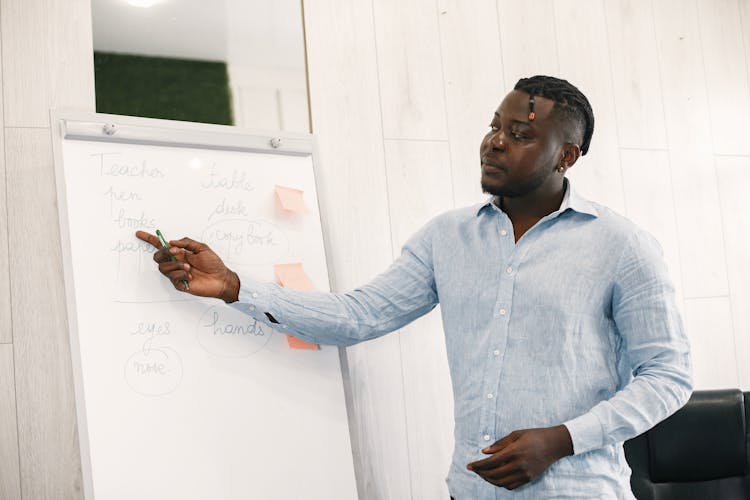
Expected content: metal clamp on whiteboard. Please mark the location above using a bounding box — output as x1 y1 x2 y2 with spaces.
103 123 117 136
270 137 282 149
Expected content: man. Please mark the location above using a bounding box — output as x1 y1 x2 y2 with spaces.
137 75 692 499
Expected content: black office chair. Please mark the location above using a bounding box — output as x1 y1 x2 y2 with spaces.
623 389 750 499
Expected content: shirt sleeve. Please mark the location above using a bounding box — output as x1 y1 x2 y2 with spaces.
563 229 693 455
228 221 439 347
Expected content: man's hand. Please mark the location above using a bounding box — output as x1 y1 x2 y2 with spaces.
467 425 573 490
135 231 239 302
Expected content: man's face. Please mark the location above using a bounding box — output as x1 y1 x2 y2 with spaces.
480 90 565 198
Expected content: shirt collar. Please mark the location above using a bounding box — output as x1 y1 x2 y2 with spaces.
475 179 599 218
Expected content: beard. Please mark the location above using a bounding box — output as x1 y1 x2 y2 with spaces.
480 168 550 198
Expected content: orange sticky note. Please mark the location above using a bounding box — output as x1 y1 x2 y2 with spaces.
274 262 320 350
286 335 320 350
275 185 308 213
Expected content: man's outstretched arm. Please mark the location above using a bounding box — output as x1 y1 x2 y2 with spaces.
136 221 440 347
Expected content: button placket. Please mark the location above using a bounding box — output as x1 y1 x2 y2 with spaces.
481 224 515 451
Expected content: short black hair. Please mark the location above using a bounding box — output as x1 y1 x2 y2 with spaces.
514 75 595 155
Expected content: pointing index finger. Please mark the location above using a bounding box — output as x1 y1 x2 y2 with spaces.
135 230 162 250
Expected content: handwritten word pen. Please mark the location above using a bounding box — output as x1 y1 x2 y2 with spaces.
155 229 190 291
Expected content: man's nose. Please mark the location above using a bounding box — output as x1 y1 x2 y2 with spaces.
487 130 506 151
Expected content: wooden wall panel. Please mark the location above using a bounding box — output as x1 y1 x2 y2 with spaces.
384 139 454 499
0 345 21 500
0 0 95 127
437 0 503 208
303 0 392 286
619 149 684 311
497 0 559 83
697 0 750 155
653 0 729 299
652 0 712 152
373 0 447 140
740 0 750 92
683 297 738 389
6 128 81 500
383 140 454 240
552 0 625 215
0 47 10 344
715 156 750 390
0 152 9 341
605 0 667 150
303 1 410 498
666 151 728 300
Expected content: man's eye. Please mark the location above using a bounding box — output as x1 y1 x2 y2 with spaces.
511 131 527 140
488 124 500 131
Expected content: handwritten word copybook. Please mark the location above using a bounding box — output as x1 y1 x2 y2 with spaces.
53 114 357 500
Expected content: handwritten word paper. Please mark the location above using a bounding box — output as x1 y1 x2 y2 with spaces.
274 263 320 350
274 185 308 213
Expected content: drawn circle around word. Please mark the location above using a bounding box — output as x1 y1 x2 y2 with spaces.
200 219 289 265
124 347 183 396
197 305 274 358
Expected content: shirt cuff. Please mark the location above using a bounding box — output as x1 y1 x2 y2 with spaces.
228 277 277 328
563 409 604 455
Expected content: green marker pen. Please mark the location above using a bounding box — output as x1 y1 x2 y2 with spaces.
156 229 190 291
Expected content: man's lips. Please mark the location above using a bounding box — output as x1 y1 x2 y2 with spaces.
481 161 506 173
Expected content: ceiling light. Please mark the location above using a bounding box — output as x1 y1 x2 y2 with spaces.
126 0 163 8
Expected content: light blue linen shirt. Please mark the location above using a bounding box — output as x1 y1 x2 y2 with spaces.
230 181 692 499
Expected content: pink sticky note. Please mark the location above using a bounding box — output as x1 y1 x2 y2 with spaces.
274 263 315 291
275 185 308 213
274 262 320 350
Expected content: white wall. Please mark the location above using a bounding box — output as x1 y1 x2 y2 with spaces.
303 0 750 498
227 64 309 132
225 0 309 132
1 0 749 499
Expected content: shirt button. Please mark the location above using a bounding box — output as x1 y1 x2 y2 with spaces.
487 393 494 399
500 229 508 236
483 434 491 441
248 305 255 311
493 349 500 356
499 309 506 316
251 292 259 299
281 324 288 329
506 266 513 275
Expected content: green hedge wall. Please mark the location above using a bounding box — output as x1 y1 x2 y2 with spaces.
94 52 233 125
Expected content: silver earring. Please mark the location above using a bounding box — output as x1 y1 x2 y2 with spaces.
558 164 566 173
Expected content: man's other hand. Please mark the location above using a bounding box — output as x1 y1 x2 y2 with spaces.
467 425 573 490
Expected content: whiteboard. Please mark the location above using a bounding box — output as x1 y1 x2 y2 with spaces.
52 112 358 500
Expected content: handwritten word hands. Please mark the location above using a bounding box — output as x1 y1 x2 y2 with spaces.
135 231 240 302
467 425 573 491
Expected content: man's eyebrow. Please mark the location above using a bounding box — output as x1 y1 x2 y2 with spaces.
511 119 532 127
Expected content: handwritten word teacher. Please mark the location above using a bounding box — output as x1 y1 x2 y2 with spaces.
137 75 692 499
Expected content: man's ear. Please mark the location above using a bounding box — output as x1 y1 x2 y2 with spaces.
561 143 581 168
